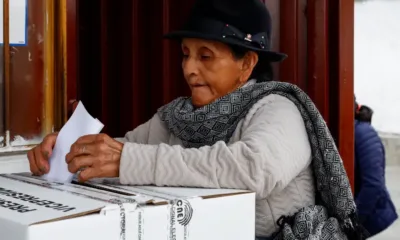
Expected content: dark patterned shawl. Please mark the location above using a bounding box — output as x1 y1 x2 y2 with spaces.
158 81 368 239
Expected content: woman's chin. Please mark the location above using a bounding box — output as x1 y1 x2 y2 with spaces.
191 90 210 106
191 99 206 108
191 96 213 108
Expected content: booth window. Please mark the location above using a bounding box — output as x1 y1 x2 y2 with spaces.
0 0 66 154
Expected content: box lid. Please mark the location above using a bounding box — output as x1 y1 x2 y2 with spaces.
0 173 251 226
84 178 250 204
0 174 109 226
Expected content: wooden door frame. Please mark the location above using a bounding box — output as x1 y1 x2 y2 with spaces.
336 0 355 187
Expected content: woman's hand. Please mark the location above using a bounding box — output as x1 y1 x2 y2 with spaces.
27 133 58 176
65 134 124 182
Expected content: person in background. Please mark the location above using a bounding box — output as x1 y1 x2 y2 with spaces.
354 98 398 237
356 104 374 124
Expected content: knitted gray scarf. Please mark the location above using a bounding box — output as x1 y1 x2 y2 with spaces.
158 81 368 239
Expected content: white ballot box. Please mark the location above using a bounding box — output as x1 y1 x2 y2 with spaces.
0 173 255 240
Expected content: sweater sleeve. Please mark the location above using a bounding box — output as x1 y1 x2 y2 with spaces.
116 114 169 144
119 95 312 199
355 123 386 221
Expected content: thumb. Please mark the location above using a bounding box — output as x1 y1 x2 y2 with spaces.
41 133 58 158
72 101 79 112
69 99 79 113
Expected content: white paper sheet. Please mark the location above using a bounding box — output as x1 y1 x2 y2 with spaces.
42 102 104 183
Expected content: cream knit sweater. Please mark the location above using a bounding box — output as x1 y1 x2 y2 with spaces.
117 92 315 237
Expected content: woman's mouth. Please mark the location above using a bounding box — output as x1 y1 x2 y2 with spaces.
191 84 206 88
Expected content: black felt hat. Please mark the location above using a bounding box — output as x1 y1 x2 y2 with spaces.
164 0 287 62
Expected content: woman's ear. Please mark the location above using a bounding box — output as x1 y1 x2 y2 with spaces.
240 52 259 83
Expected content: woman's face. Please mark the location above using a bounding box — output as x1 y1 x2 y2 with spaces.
181 38 258 107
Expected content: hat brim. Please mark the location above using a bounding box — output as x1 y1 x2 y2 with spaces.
164 31 287 62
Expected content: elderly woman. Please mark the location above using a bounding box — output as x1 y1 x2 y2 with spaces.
28 0 366 239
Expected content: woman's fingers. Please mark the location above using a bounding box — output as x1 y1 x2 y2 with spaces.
67 155 95 173
27 150 40 175
106 137 124 151
66 135 123 163
66 142 98 163
75 134 98 144
78 163 119 182
78 167 96 182
66 134 107 162
33 145 48 174
41 133 58 157
39 133 58 171
27 133 58 176
75 134 123 151
70 99 79 112
27 132 123 178
66 133 124 182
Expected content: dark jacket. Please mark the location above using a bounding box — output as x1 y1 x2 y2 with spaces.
355 120 398 236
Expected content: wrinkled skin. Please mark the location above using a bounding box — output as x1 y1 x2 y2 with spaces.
27 38 259 182
182 38 258 107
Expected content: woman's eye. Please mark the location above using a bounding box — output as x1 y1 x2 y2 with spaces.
182 54 189 59
201 55 211 60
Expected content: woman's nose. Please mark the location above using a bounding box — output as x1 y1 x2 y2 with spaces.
183 58 199 76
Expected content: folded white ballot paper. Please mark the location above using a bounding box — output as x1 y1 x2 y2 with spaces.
42 101 104 183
